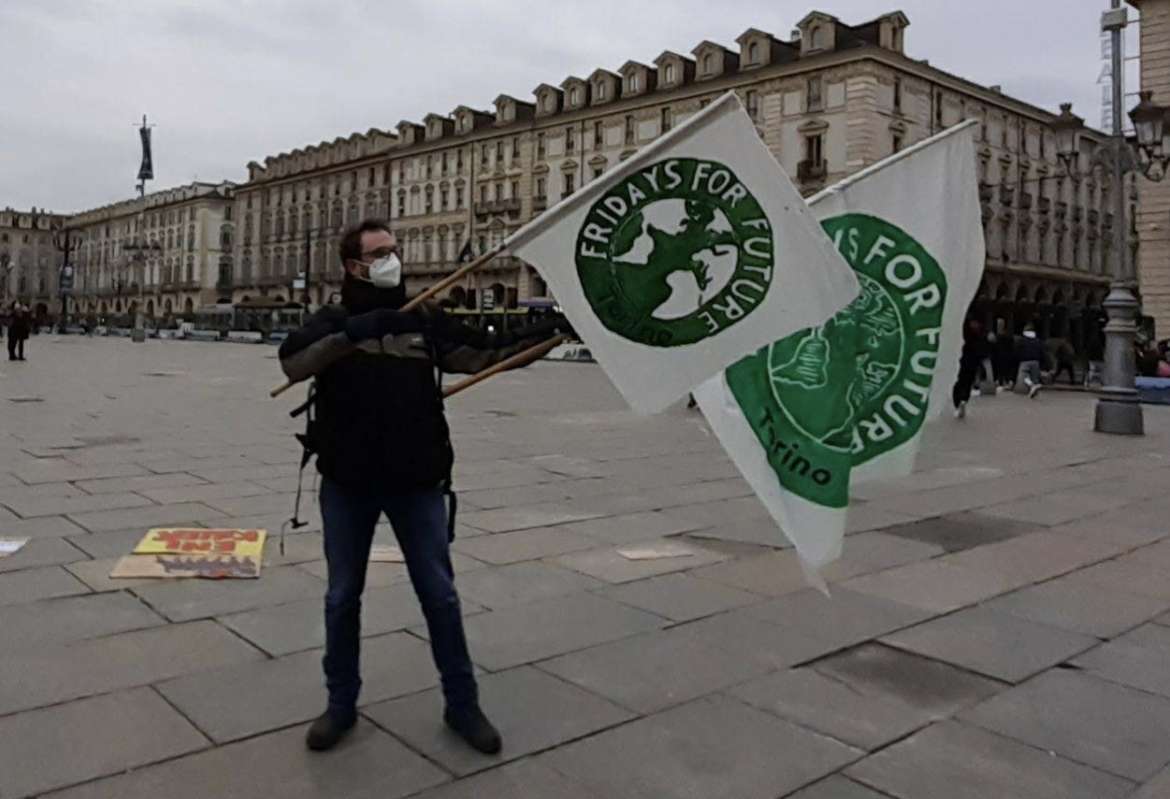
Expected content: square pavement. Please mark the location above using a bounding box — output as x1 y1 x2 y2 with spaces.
2 337 1170 797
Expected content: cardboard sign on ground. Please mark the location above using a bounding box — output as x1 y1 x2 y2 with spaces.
109 528 268 580
0 538 30 558
110 553 261 579
133 528 266 559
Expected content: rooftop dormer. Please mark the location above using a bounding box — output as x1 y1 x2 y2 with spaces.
560 76 590 110
396 121 425 145
493 94 535 125
424 113 455 141
588 68 621 106
653 51 695 90
735 28 798 69
691 41 739 81
454 106 494 134
618 61 657 97
533 83 564 117
797 11 839 55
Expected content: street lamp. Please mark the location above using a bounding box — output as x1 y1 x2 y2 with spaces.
122 238 161 342
1051 103 1085 178
51 224 79 332
1129 90 1170 180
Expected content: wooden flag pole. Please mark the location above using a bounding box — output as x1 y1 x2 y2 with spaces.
269 243 508 398
442 335 566 399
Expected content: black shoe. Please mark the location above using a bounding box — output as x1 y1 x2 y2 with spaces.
444 705 502 754
306 709 356 751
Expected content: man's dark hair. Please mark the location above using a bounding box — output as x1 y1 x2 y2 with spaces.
339 219 393 267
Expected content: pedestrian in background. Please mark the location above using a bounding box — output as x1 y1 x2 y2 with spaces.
1049 337 1077 385
1015 324 1046 399
7 303 29 361
952 319 989 419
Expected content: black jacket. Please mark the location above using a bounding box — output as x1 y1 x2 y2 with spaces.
1015 335 1047 366
279 279 560 491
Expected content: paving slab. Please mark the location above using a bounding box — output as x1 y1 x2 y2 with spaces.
1076 554 1170 601
540 694 861 799
451 525 597 564
406 759 603 799
785 775 899 799
67 501 224 532
138 480 272 505
365 665 633 775
73 472 209 495
0 590 165 653
453 560 603 609
812 644 1006 718
131 563 325 621
43 720 448 799
882 606 1097 682
552 538 728 583
981 488 1131 527
668 608 844 671
985 573 1170 637
219 584 484 657
595 572 761 622
157 632 438 742
730 668 935 750
0 565 89 605
0 513 89 540
66 556 164 592
562 510 705 544
0 687 209 799
962 668 1170 781
0 620 264 715
881 511 1040 553
4 490 155 519
742 587 932 653
842 559 1022 613
454 592 664 670
1072 623 1170 697
459 503 605 533
0 535 85 572
846 720 1134 799
1132 764 1170 799
538 625 770 714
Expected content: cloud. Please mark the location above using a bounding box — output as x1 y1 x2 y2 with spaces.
4 0 1110 211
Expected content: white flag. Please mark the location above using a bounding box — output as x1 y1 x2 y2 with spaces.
508 92 859 413
694 121 985 573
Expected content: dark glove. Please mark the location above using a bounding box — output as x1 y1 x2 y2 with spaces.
344 309 428 343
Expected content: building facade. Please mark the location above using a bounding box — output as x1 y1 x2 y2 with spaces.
1131 0 1170 337
0 207 68 318
65 181 235 321
228 9 1116 347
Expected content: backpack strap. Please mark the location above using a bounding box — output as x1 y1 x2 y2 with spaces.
282 381 317 556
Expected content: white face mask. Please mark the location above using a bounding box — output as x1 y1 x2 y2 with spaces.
357 253 402 289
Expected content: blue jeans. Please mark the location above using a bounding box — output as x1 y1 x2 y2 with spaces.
319 477 477 718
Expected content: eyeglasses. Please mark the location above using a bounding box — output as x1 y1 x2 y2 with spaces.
361 246 399 260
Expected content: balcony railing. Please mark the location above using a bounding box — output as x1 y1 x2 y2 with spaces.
474 199 522 216
797 160 827 182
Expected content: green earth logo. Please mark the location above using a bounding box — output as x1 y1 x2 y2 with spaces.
768 273 903 451
575 158 775 347
724 213 947 507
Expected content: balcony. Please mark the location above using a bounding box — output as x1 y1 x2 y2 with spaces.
1038 196 1051 214
533 196 548 213
797 160 827 182
473 199 522 216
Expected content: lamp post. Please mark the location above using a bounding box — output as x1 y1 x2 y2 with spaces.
1050 3 1166 436
51 224 79 332
122 238 161 341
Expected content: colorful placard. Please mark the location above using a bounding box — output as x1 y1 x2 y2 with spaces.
133 528 266 560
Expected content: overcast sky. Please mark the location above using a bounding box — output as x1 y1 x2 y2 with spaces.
1 0 1133 213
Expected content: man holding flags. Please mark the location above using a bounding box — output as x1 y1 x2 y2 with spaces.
279 220 564 753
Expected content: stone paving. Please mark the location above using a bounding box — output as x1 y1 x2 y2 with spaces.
1 335 1170 798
